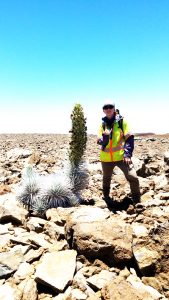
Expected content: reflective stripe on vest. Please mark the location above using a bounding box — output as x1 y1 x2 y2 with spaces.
101 144 124 153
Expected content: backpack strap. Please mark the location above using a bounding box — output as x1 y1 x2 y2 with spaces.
118 119 124 135
102 121 106 131
118 118 126 141
118 119 123 130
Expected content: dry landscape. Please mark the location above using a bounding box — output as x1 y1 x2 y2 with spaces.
0 133 169 300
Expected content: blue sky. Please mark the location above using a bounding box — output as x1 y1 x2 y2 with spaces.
0 0 169 134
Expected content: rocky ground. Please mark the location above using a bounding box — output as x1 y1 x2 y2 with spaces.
0 133 169 300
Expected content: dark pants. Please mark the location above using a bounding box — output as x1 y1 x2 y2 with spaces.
101 161 140 197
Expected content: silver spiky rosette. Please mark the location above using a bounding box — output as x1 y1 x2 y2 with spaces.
30 194 49 216
16 165 42 210
62 160 89 195
40 173 79 208
16 160 88 216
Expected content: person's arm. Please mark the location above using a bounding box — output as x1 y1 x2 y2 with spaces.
124 135 134 158
122 120 134 163
97 124 110 149
97 124 103 145
97 134 110 148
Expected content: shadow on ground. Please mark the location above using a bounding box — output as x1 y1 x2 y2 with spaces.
108 196 133 212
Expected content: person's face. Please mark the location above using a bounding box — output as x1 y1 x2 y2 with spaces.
103 105 115 119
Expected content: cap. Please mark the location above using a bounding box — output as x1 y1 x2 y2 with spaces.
102 102 115 109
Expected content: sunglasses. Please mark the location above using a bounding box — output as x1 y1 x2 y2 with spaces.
103 105 114 110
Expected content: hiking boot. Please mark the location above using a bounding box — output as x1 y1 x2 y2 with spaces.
127 204 135 214
132 194 141 205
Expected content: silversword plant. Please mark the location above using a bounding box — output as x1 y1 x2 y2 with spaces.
17 103 89 216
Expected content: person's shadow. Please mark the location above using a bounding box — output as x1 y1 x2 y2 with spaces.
108 196 133 212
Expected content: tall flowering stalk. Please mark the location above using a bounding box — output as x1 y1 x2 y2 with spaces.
69 103 87 167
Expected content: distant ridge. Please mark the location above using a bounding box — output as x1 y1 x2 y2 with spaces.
134 132 155 136
134 133 169 138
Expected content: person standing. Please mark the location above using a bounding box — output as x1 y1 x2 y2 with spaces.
97 102 140 208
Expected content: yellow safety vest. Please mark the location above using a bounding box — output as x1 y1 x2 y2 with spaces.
98 119 131 162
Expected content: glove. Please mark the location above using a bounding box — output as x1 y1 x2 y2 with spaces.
97 134 109 150
102 134 109 148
